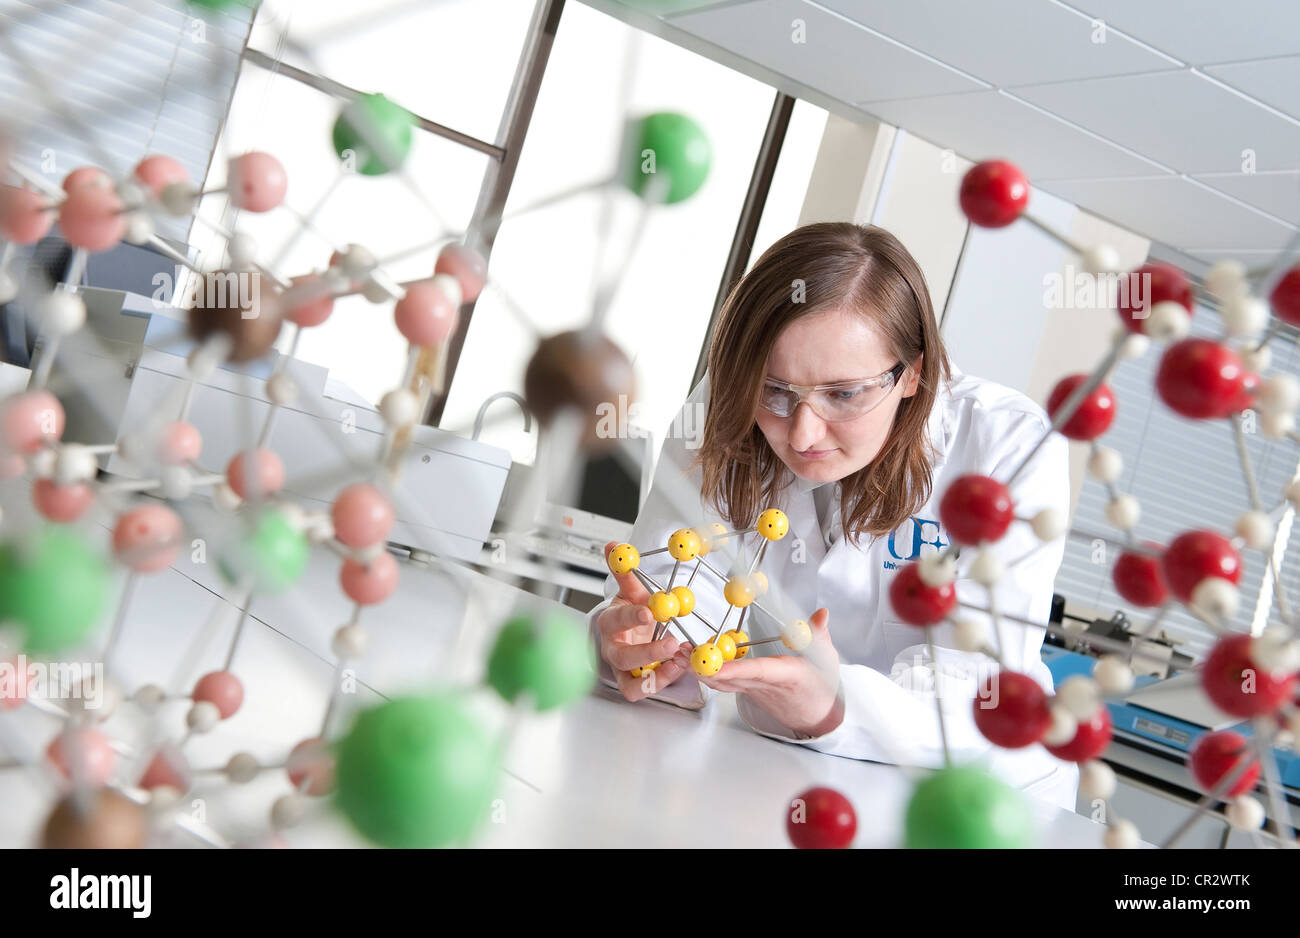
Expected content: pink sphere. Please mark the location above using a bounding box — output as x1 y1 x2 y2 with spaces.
139 746 191 793
32 478 95 523
61 166 112 193
46 728 117 786
286 737 335 796
331 483 395 548
228 151 287 213
0 185 54 244
132 154 189 197
1 390 65 455
284 274 335 327
434 243 487 303
113 503 183 573
192 670 243 720
58 184 127 252
340 551 399 605
394 279 460 346
225 448 285 499
159 421 202 465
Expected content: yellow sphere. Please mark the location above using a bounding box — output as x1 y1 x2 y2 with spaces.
723 576 754 608
726 629 749 659
782 618 812 651
748 571 769 595
690 642 724 677
716 632 737 661
670 585 695 616
607 543 640 575
647 590 680 623
756 508 789 541
667 528 701 562
630 661 661 678
696 521 728 555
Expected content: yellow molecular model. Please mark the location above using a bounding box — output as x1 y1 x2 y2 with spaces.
606 509 815 679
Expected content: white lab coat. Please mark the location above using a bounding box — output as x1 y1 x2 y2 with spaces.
588 361 1080 812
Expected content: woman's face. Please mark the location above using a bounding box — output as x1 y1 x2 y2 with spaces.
755 307 920 484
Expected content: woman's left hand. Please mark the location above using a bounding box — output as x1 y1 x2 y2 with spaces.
695 607 844 738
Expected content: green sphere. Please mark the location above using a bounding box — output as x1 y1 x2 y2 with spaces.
620 111 711 205
486 614 596 711
218 510 308 594
0 527 109 654
332 93 415 177
904 764 1034 849
335 694 500 848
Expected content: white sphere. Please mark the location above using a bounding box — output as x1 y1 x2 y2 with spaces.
1043 705 1079 746
1144 301 1190 341
1241 343 1272 373
431 272 464 309
124 212 154 245
227 231 258 269
159 465 193 500
305 513 334 544
1261 411 1295 439
225 752 259 784
1205 259 1247 299
337 244 376 279
379 388 420 428
1079 243 1120 275
133 684 166 712
53 443 98 485
353 541 385 564
952 617 988 653
1080 760 1116 801
1031 507 1066 541
1234 510 1273 550
115 179 145 208
1258 374 1300 415
186 700 220 733
276 501 307 532
160 182 196 217
271 793 307 829
37 291 87 336
1093 655 1135 696
1057 675 1102 720
1250 627 1300 673
212 482 241 512
1104 493 1140 530
1104 818 1139 849
1225 795 1265 830
266 373 297 406
1221 294 1268 338
1087 445 1123 483
969 548 1005 587
332 623 369 659
917 550 957 587
0 269 19 305
29 448 56 479
1191 577 1239 620
1118 332 1150 361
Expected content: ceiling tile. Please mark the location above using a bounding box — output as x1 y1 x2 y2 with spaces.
1191 170 1300 226
1039 174 1297 253
1071 0 1300 66
1205 56 1300 122
862 90 1168 180
666 0 986 105
816 0 1178 87
1013 69 1300 174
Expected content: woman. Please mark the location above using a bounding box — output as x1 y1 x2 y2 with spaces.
589 223 1078 811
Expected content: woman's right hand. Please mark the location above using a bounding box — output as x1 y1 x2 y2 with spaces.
597 541 691 701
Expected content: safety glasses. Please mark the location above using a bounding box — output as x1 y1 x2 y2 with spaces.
759 362 907 422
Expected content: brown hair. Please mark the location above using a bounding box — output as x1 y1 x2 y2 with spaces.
695 223 951 546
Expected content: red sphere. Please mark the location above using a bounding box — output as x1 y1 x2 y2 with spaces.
939 474 1014 546
973 671 1051 748
1046 374 1116 441
959 160 1029 228
1155 338 1249 420
1188 729 1260 797
1112 546 1170 607
1044 705 1112 762
1269 265 1300 328
1200 633 1296 719
1161 530 1240 603
888 561 956 626
1116 262 1193 333
786 786 856 849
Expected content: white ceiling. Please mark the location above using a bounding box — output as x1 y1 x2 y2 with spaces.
586 0 1300 273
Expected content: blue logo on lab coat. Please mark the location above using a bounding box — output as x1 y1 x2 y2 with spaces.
886 516 948 562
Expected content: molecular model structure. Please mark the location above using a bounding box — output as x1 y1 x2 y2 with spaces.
0 0 721 849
